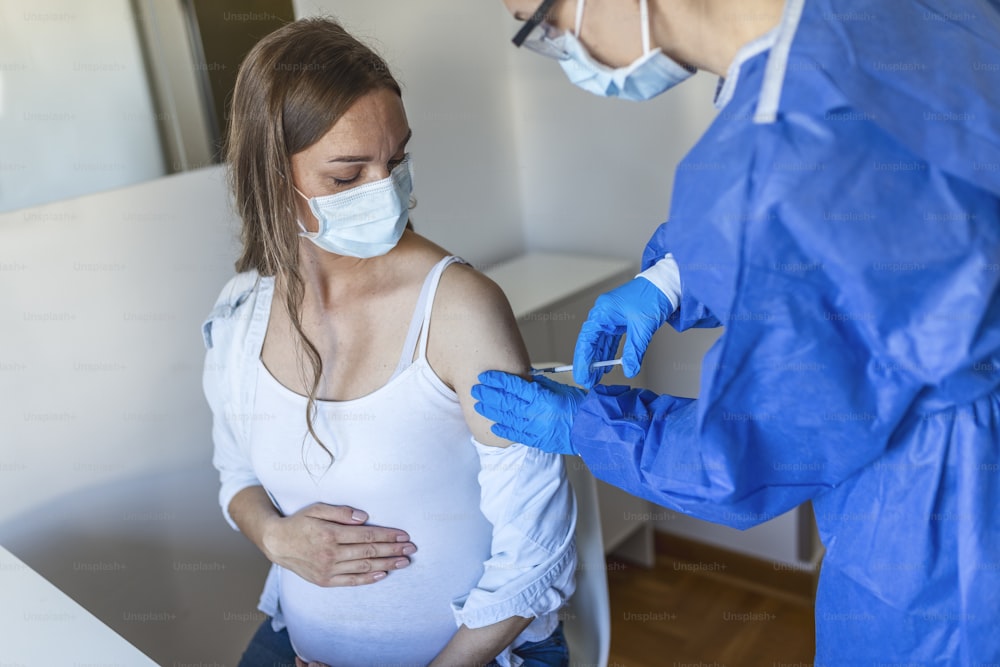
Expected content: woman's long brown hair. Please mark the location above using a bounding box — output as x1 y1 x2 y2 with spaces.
225 18 402 460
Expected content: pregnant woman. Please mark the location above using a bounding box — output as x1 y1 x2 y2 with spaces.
202 18 577 667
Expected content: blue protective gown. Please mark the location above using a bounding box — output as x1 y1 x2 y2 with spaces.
571 0 1000 664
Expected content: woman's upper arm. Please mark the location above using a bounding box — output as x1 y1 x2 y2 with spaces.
430 263 531 448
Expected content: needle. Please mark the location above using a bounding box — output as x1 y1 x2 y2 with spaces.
531 359 624 375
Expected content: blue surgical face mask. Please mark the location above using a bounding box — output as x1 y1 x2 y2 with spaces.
294 156 413 258
549 0 695 101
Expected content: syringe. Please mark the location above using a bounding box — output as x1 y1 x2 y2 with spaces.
531 358 623 375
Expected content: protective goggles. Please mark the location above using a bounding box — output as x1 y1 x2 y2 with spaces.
511 0 571 60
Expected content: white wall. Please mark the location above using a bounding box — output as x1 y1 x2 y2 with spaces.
0 0 166 213
507 49 721 259
0 167 238 525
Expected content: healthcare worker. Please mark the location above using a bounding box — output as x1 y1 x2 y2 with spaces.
473 0 1000 664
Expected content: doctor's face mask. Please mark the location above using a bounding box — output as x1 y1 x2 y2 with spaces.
513 0 694 101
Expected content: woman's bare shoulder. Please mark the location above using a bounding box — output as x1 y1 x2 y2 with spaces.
432 259 529 375
400 233 513 322
435 262 516 329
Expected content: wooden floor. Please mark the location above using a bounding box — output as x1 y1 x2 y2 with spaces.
605 552 816 667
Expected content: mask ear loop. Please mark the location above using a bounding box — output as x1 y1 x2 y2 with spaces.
291 186 318 235
573 0 586 37
640 0 651 55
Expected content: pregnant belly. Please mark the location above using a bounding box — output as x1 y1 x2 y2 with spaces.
280 540 489 666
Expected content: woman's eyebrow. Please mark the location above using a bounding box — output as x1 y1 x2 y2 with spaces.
325 129 413 163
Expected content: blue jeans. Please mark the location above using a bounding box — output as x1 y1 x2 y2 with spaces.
237 618 296 667
486 623 569 667
238 618 569 667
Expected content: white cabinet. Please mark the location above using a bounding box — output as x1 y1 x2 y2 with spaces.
484 252 655 566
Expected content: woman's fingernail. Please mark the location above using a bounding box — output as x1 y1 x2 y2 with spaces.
402 545 416 555
396 534 410 542
395 559 410 569
372 571 387 580
351 510 367 522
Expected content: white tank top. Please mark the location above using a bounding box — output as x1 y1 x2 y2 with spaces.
250 256 494 666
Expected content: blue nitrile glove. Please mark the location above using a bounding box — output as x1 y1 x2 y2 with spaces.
472 371 585 456
573 277 675 388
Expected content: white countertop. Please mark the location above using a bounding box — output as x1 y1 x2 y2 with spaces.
483 252 635 319
0 545 158 666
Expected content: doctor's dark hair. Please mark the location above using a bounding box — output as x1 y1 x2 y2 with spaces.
225 17 402 457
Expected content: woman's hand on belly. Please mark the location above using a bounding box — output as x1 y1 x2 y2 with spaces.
262 502 417 587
